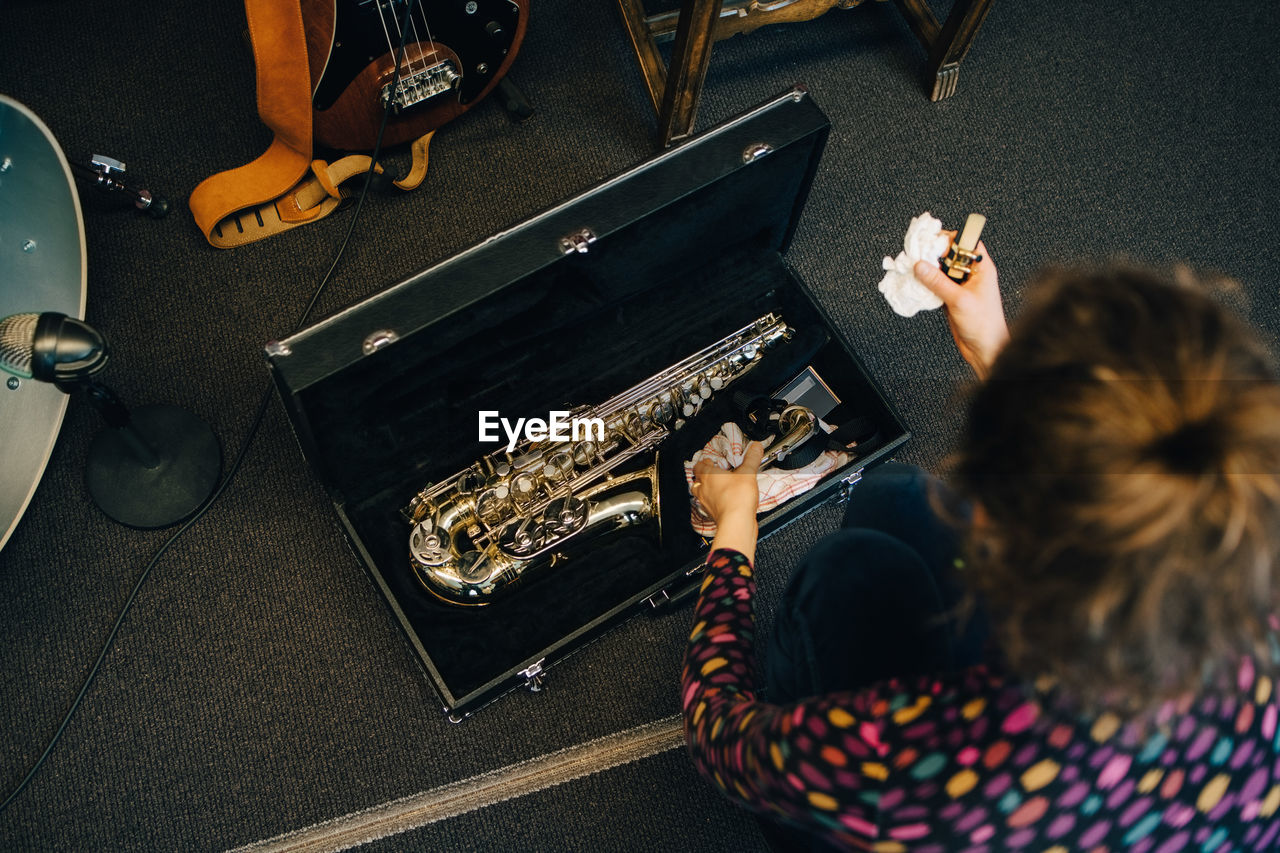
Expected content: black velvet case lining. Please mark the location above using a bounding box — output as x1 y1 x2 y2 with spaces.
341 248 905 708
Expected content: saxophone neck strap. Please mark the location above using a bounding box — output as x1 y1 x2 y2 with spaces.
187 0 433 249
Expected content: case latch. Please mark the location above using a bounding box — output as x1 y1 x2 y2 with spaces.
742 142 774 163
559 227 597 255
838 468 864 504
519 658 546 692
685 559 710 577
643 589 671 609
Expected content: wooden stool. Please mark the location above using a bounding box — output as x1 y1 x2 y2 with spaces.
617 0 996 146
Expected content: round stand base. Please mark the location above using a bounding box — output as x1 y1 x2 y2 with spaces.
85 404 221 529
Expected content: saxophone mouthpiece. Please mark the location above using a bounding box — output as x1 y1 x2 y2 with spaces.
940 213 987 282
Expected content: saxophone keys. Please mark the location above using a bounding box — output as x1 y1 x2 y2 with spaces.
683 381 704 411
456 550 490 584
498 516 547 557
511 471 541 506
409 519 452 567
544 495 588 534
476 485 511 524
456 469 484 495
649 399 676 425
572 441 599 467
542 451 575 484
622 414 644 441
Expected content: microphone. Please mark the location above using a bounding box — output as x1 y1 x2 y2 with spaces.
0 312 220 529
0 312 109 384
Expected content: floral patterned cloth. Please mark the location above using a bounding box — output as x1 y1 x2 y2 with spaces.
681 548 1280 851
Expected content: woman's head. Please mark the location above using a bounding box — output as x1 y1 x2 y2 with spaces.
953 265 1280 711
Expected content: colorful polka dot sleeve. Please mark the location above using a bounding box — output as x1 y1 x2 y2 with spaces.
681 548 1280 851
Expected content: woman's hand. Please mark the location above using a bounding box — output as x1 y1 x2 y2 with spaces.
914 239 1009 379
693 441 763 563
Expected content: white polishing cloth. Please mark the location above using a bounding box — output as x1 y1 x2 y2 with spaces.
878 212 953 318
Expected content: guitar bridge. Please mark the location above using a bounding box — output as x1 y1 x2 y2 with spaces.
382 60 461 114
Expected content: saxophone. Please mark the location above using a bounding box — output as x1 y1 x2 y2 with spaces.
403 313 793 604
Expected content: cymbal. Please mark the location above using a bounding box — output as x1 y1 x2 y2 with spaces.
0 95 87 551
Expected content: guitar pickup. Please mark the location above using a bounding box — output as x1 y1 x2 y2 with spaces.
381 60 461 114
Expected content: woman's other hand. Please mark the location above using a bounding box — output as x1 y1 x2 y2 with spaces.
694 441 763 563
914 240 1009 379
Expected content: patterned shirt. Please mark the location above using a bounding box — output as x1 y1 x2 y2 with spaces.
681 548 1280 852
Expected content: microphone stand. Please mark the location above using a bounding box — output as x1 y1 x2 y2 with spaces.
71 379 221 529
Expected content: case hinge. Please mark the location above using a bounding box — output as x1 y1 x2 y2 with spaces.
519 659 546 692
742 142 774 163
838 468 864 504
362 329 399 355
559 227 597 255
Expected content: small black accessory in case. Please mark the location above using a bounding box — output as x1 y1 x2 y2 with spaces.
734 392 786 441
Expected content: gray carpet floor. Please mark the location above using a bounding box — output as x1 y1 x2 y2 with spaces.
1 0 1278 849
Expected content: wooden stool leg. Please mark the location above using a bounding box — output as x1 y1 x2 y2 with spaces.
657 0 724 146
925 0 995 100
893 0 995 101
617 0 669 116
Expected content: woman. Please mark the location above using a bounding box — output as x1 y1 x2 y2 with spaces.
683 247 1280 851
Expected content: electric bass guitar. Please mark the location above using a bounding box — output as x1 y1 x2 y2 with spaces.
302 0 529 151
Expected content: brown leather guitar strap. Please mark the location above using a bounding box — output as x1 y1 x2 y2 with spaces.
188 0 432 248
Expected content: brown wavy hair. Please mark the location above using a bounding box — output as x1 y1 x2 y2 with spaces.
951 264 1280 713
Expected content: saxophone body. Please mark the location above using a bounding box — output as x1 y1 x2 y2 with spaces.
403 313 792 605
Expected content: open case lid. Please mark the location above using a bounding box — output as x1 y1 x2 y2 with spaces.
267 87 831 505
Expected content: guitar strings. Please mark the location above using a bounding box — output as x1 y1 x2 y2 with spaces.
413 1 440 65
374 1 441 83
374 1 424 77
405 2 440 80
374 3 400 66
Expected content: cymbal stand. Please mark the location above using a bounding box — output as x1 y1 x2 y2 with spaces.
70 154 170 219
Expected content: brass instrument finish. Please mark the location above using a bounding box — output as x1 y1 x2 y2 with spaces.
404 314 793 604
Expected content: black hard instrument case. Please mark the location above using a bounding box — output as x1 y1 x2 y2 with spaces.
266 87 910 718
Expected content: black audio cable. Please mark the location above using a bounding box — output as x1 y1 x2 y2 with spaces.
0 1 422 813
